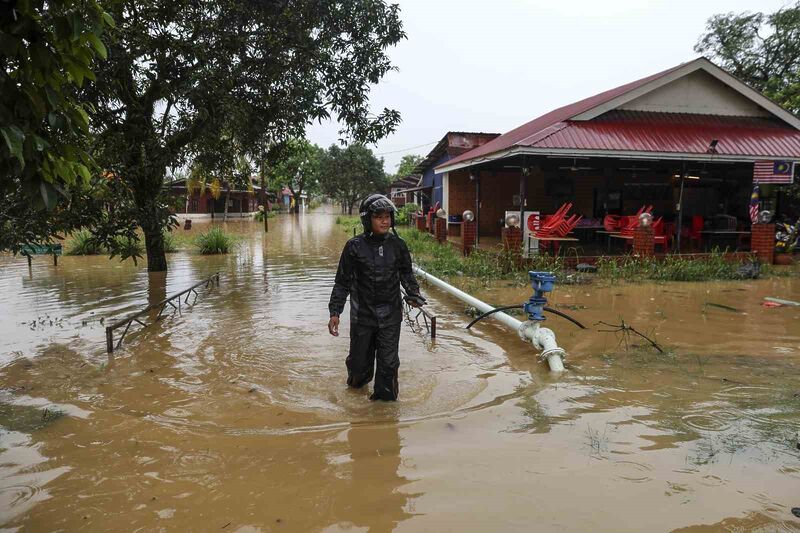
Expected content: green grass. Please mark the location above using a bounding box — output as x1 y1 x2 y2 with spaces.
253 209 276 222
400 228 772 284
163 230 179 253
399 228 565 282
65 229 104 255
195 226 235 254
113 235 145 258
595 250 758 282
335 215 362 236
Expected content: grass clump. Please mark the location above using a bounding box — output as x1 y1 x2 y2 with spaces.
65 229 104 255
596 250 756 282
113 235 145 258
195 226 234 254
336 215 362 236
254 206 276 222
399 228 565 281
162 230 180 253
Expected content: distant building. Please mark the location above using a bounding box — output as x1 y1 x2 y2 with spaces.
168 179 274 218
389 175 420 206
412 132 500 212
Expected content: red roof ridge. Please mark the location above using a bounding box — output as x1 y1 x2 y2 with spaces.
436 61 690 171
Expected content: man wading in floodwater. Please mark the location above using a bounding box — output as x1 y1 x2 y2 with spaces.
328 194 426 401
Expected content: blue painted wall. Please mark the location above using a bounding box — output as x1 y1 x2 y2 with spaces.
421 152 450 208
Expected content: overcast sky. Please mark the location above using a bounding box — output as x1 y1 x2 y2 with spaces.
306 0 791 174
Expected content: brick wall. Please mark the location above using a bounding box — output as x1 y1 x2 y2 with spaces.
751 223 775 264
435 217 447 243
462 220 477 256
633 226 654 256
415 214 426 232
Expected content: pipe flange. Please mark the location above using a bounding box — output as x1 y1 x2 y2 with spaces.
539 347 566 362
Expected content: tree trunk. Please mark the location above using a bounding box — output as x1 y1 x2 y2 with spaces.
143 225 168 272
223 188 230 220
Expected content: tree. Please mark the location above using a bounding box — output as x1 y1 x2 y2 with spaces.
265 139 324 214
695 3 800 114
321 144 388 214
393 154 423 180
1 0 113 253
88 0 405 271
696 3 800 210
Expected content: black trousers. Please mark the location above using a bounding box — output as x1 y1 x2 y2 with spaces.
346 323 401 401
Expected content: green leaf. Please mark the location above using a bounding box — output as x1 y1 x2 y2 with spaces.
40 181 58 211
1 126 25 168
76 163 92 184
87 34 107 59
101 12 116 28
74 106 90 132
66 61 85 86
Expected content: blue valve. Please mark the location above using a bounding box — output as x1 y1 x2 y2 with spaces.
523 271 557 321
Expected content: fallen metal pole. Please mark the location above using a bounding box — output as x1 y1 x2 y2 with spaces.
105 272 220 353
413 265 566 371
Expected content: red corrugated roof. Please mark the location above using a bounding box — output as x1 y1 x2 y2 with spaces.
438 62 687 170
529 111 800 157
436 59 800 170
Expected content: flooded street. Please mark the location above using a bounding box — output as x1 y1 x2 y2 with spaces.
1 209 799 531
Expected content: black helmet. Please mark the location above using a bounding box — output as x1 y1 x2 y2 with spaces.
359 194 397 235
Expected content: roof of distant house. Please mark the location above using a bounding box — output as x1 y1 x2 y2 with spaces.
414 131 500 175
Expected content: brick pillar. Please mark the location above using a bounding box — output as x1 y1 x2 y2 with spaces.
462 220 477 256
502 226 523 260
427 212 435 234
633 225 654 256
415 214 426 231
434 218 447 243
751 223 775 264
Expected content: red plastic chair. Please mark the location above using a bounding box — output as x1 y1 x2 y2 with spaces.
688 216 704 250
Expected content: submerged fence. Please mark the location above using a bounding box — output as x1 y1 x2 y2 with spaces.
105 272 221 353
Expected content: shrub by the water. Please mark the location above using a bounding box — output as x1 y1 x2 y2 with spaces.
596 251 755 282
163 230 179 253
113 235 145 259
195 227 234 254
66 229 104 255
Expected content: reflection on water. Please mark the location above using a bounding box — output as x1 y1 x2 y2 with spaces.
0 207 798 530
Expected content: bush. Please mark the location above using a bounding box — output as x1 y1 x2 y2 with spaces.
336 215 362 235
396 203 419 225
66 229 103 255
596 250 754 282
195 226 234 254
254 207 276 222
113 235 145 258
163 230 179 253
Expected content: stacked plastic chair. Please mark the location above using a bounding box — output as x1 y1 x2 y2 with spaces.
533 203 582 239
618 205 653 237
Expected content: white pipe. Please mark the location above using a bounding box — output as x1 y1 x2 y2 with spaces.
413 265 566 371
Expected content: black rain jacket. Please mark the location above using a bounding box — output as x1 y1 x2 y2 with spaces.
328 232 422 328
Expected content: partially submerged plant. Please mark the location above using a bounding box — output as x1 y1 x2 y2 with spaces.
195 226 234 254
65 229 104 255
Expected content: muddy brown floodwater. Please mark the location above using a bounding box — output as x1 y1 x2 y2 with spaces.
1 208 799 531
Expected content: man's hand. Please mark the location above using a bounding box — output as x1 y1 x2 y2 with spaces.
328 316 340 336
404 294 426 308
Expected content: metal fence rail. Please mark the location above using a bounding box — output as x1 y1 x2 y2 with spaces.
400 286 436 339
105 272 220 353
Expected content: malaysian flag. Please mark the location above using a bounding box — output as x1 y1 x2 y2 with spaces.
749 185 760 224
753 160 795 184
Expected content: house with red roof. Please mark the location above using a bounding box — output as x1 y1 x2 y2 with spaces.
434 57 800 252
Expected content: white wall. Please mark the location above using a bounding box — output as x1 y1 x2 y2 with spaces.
619 70 770 117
